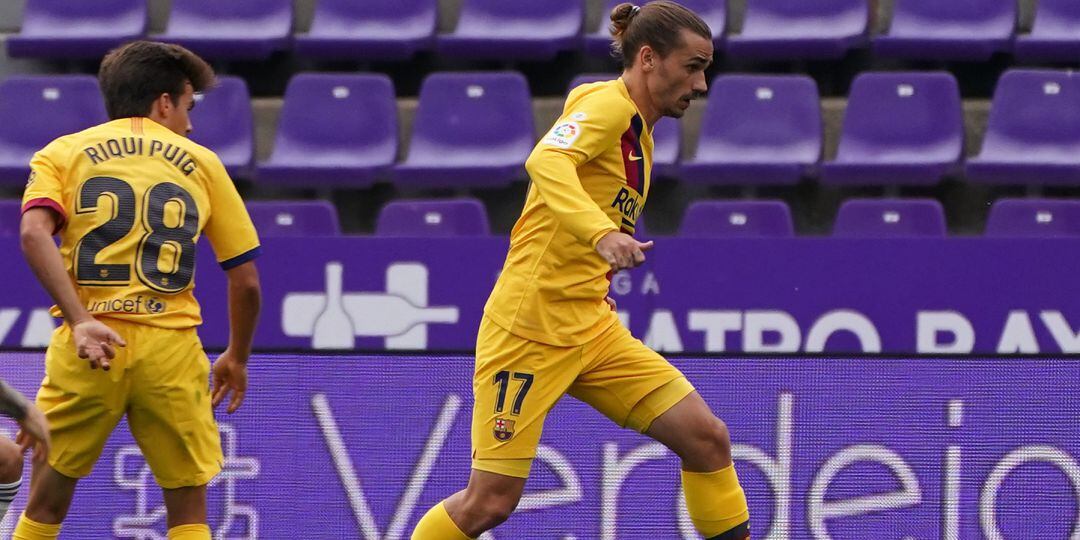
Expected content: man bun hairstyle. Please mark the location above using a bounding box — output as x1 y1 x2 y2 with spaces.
99 40 216 120
610 1 712 68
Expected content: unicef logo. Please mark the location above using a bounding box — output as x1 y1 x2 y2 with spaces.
146 298 165 314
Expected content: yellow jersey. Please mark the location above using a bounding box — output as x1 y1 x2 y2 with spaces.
21 117 260 329
485 78 653 346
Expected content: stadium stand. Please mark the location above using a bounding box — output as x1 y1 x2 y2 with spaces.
189 76 255 180
376 198 491 236
437 0 583 60
820 72 964 186
985 198 1080 237
725 0 868 60
1013 0 1080 62
678 200 794 237
246 200 341 237
294 0 437 60
873 0 1017 61
0 75 106 184
258 73 398 188
394 72 534 188
6 0 147 59
680 74 821 185
156 0 293 60
967 69 1080 186
832 198 948 237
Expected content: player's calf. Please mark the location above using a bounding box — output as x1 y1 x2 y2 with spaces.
413 469 525 539
0 438 23 520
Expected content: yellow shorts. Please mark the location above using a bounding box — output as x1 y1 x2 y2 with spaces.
37 319 222 489
471 316 694 478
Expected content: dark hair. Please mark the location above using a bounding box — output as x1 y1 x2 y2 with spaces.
98 41 216 120
610 1 712 68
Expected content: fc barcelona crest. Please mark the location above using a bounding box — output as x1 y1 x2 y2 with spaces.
493 418 516 442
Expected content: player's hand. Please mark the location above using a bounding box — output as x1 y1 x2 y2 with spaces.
15 404 51 465
72 317 126 371
605 296 617 311
212 350 248 414
596 232 653 272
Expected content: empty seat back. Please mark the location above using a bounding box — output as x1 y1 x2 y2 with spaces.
377 199 491 237
985 199 1080 237
833 198 947 237
247 201 340 237
679 200 794 237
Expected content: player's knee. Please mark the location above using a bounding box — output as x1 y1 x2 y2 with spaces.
462 489 519 530
687 416 732 465
0 439 23 483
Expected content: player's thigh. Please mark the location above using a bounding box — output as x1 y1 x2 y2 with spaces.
569 322 695 433
36 324 128 479
127 327 221 489
471 317 579 478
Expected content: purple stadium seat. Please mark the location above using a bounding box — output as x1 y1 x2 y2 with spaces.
437 0 582 60
246 201 340 237
833 199 946 237
294 0 436 60
0 200 21 236
394 72 533 188
0 76 107 185
821 72 963 186
189 76 253 180
1014 0 1080 61
568 74 681 178
158 0 292 60
585 0 726 56
726 0 867 60
985 199 1080 237
682 74 821 186
258 74 397 188
967 70 1080 186
873 0 1016 61
679 200 794 237
6 0 147 59
376 199 490 236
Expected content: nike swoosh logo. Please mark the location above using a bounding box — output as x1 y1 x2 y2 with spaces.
628 153 643 162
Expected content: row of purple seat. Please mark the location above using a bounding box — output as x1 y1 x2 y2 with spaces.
9 198 1072 238
6 0 1080 62
2 69 1079 187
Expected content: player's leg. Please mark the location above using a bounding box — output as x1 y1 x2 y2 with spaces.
415 469 526 539
645 392 749 539
413 317 579 538
570 322 749 539
15 323 129 539
127 326 220 540
0 437 24 520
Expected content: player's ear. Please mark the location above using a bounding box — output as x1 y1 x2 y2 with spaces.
640 45 656 72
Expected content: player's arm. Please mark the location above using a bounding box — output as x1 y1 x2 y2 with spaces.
202 155 262 414
0 380 49 463
212 260 261 414
20 149 125 371
525 95 653 271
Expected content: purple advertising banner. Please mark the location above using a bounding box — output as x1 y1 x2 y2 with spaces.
1 237 1079 354
0 353 1076 539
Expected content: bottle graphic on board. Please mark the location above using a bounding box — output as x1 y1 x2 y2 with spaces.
346 294 458 336
311 262 355 349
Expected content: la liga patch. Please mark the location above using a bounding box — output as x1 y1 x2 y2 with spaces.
542 121 581 149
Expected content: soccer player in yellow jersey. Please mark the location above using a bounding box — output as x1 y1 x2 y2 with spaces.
15 42 262 540
413 2 750 539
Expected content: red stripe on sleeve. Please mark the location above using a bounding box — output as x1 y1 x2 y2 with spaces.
22 197 67 234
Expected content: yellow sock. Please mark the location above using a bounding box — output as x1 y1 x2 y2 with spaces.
411 501 473 540
167 523 211 539
682 464 751 539
13 514 61 540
